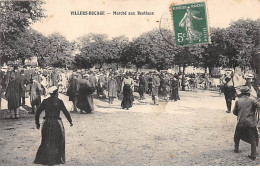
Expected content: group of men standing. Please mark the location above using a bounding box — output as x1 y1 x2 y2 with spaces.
0 66 68 117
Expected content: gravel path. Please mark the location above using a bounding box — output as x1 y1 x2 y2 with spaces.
0 90 259 165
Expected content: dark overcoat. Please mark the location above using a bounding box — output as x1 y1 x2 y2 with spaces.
5 79 22 110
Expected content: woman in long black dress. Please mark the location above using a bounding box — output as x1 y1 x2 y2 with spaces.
121 74 134 110
34 86 73 166
170 76 180 101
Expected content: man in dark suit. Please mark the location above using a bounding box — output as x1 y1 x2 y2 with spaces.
15 70 29 106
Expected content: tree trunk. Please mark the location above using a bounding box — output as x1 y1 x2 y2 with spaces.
255 52 260 98
209 66 212 77
182 64 186 75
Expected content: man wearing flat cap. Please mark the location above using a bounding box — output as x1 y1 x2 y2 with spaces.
233 85 260 160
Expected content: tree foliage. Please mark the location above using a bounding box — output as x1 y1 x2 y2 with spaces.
222 19 260 69
0 1 45 63
74 34 129 69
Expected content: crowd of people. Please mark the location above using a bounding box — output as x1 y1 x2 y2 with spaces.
0 66 259 116
0 65 260 164
0 66 205 117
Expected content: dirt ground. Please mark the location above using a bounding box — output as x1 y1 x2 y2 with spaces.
0 90 259 166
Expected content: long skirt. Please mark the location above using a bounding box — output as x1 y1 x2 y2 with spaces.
121 84 134 109
77 87 94 113
170 88 180 101
34 119 65 165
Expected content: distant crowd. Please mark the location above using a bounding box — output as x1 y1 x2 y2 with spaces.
0 65 258 117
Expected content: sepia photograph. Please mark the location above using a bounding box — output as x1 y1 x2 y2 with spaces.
0 0 260 166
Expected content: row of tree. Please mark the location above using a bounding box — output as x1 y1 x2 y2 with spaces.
1 1 259 74
74 18 260 74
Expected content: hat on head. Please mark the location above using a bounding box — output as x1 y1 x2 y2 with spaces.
245 73 254 79
239 85 250 94
47 86 58 94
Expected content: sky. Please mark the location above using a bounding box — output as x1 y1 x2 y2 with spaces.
31 0 260 41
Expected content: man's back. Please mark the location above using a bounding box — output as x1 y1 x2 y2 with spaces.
89 75 97 88
69 77 80 92
233 96 260 127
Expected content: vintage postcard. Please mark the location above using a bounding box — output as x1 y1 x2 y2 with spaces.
0 0 260 166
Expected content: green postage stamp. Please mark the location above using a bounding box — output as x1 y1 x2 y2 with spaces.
170 1 209 46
